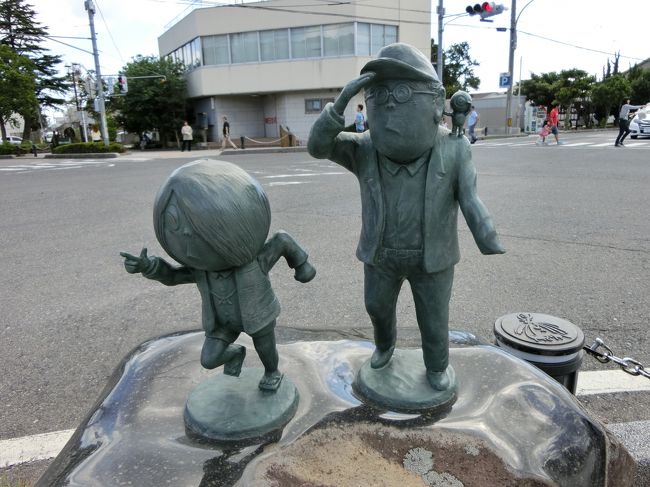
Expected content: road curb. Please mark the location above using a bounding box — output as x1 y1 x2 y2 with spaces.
44 153 120 159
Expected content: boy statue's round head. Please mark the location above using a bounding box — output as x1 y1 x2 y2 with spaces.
153 159 271 272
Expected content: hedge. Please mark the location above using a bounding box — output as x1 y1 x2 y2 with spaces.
52 142 126 154
0 142 36 155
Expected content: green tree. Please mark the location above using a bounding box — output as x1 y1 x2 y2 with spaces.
111 56 187 147
518 72 560 109
554 69 595 128
431 40 480 96
591 74 630 127
628 65 650 103
0 44 37 140
0 0 68 138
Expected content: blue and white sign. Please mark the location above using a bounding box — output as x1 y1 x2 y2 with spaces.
499 72 511 88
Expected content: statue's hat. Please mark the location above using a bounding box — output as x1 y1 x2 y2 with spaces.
361 43 439 83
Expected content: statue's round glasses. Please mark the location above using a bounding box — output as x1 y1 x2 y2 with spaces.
365 83 437 105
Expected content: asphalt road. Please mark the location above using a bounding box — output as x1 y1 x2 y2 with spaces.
1 129 649 443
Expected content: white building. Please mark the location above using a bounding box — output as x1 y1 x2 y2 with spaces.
158 0 431 144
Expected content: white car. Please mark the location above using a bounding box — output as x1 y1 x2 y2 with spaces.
2 135 23 145
629 104 650 139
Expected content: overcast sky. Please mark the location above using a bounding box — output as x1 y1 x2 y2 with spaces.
30 0 647 97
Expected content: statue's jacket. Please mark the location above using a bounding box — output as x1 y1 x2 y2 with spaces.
308 103 501 274
141 231 308 336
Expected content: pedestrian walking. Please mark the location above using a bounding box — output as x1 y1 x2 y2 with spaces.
467 105 479 144
535 120 551 145
355 104 366 132
221 116 238 149
547 103 563 145
615 99 646 147
90 125 101 143
181 120 193 151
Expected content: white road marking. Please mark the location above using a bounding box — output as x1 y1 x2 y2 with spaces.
268 181 308 186
1 369 648 467
262 172 345 179
0 157 152 174
561 142 593 147
0 429 74 467
576 370 650 395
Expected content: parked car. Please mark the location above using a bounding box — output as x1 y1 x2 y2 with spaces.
629 104 650 139
2 135 23 145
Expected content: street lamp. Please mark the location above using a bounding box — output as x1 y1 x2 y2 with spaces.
67 63 89 142
435 3 471 84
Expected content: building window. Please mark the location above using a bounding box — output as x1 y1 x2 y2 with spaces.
190 37 202 68
260 29 290 61
230 31 259 63
305 97 334 114
192 22 398 68
203 35 229 65
371 24 397 55
291 26 322 59
182 43 192 68
356 22 371 56
323 23 354 57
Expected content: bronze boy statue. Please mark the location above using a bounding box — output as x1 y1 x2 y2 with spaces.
308 43 504 395
121 160 316 392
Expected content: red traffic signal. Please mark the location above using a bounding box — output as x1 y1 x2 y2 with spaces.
466 2 506 19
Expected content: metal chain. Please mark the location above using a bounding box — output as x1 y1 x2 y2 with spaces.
583 338 650 379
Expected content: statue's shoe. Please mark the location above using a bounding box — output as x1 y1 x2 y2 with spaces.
223 345 246 377
258 371 284 391
370 345 395 369
426 369 450 391
200 337 223 369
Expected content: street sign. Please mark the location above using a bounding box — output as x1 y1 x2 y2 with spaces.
499 73 511 88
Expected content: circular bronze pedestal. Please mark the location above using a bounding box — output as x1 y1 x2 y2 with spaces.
353 348 457 414
184 368 299 445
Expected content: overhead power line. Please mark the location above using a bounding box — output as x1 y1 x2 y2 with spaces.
45 36 95 56
94 0 126 65
446 23 644 63
517 30 645 62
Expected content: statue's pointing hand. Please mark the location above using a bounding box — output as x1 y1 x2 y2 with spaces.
333 72 376 115
120 247 153 274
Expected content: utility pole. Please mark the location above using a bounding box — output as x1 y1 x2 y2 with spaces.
504 0 516 134
85 0 109 146
436 0 444 83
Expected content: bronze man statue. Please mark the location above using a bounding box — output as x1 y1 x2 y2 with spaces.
308 43 504 393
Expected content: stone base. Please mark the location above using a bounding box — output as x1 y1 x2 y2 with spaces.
38 332 636 487
184 368 299 445
354 349 456 414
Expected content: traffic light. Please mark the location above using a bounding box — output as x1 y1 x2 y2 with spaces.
117 75 128 93
466 2 506 20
